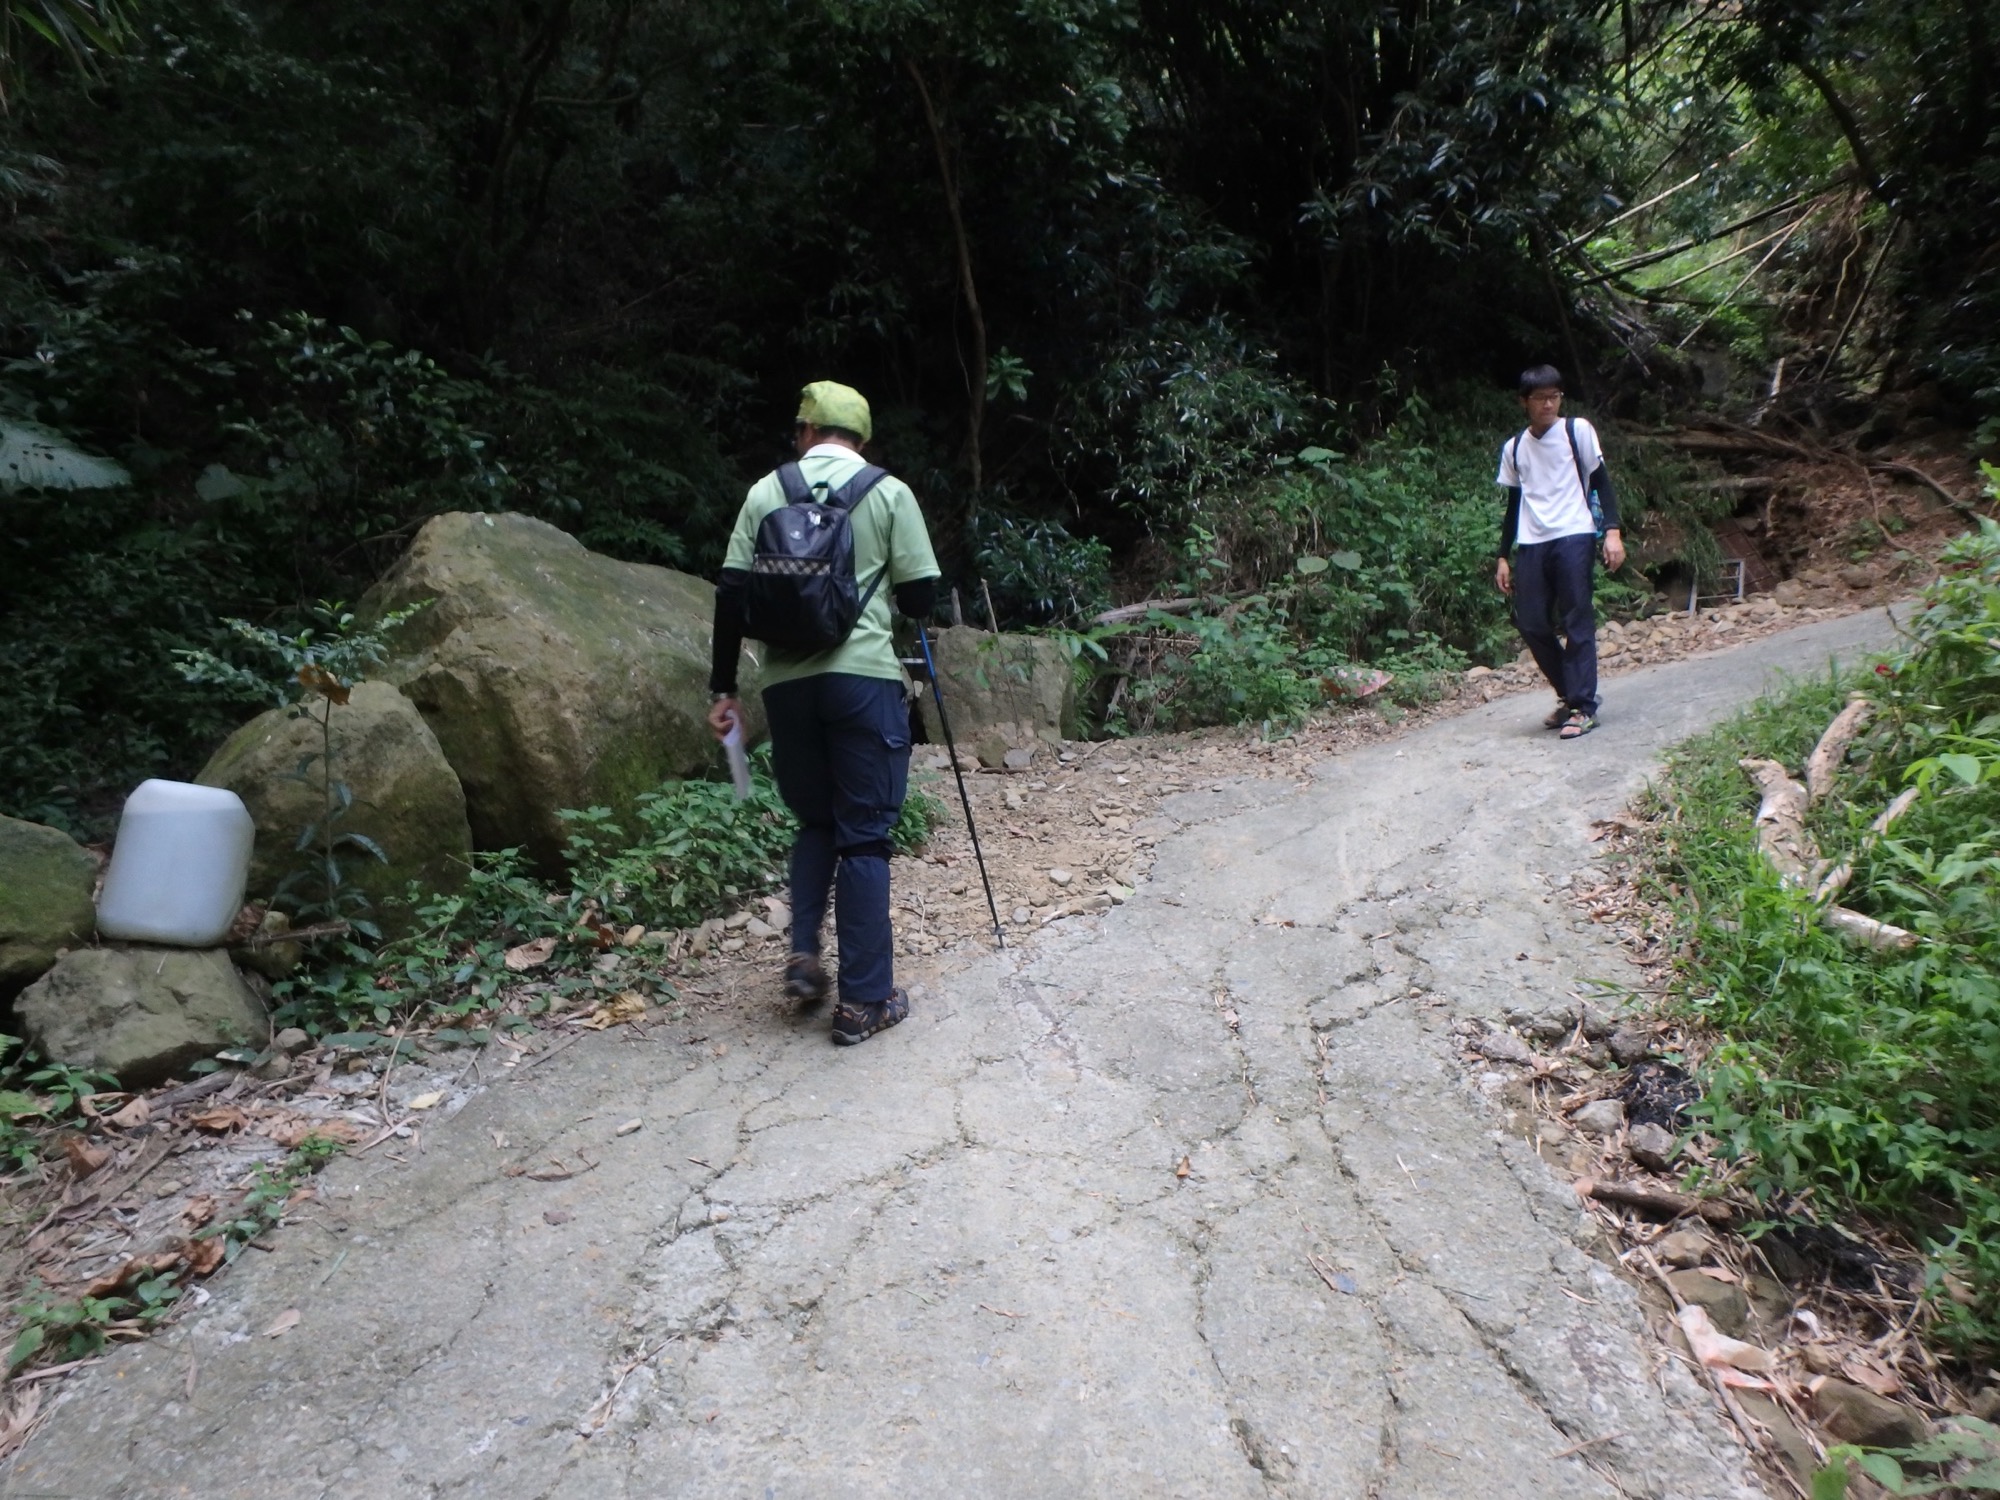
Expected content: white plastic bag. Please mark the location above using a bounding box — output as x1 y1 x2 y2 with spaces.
721 719 752 801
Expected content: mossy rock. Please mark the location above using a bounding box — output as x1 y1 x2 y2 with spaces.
0 815 96 1001
362 512 765 872
198 681 472 930
16 946 268 1088
916 626 1079 767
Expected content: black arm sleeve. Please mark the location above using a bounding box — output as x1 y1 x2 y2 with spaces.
709 568 748 695
894 576 938 621
1589 465 1620 531
1498 488 1521 558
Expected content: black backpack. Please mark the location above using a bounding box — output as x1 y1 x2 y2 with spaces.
742 461 891 652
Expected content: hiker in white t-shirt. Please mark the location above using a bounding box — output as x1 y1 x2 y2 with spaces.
1492 364 1625 739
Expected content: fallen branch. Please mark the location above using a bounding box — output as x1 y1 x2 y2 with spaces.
1579 1176 1736 1225
1820 905 1919 952
1870 786 1920 836
150 1071 239 1110
1740 757 1922 951
1805 696 1873 802
1092 596 1202 626
1739 758 1814 881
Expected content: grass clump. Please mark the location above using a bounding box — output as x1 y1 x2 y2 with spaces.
274 744 941 1036
1651 482 2000 1353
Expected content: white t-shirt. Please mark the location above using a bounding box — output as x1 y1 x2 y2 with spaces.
1495 418 1604 546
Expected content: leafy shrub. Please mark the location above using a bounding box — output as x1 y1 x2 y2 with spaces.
972 513 1113 626
276 745 938 1033
1653 481 2000 1352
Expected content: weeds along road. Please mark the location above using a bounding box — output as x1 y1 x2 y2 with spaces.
12 608 1900 1500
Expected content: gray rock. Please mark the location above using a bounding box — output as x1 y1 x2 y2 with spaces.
0 814 96 1000
1745 1273 1792 1341
1668 1269 1751 1339
1656 1228 1714 1268
1472 1029 1534 1066
1607 1024 1653 1066
272 1027 313 1055
200 681 472 929
916 626 1080 770
230 908 306 980
365 512 758 873
1572 1098 1626 1136
16 946 269 1088
1628 1121 1678 1170
1812 1378 1929 1449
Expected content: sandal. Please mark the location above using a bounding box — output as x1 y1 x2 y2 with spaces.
830 988 909 1046
784 953 828 1007
1542 702 1570 730
1559 710 1599 740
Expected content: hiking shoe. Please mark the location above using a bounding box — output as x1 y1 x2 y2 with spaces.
784 953 828 1007
1542 701 1570 730
830 988 909 1046
1559 710 1599 740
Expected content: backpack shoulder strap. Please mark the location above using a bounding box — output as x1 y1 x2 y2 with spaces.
829 464 889 512
1563 417 1592 495
775 462 814 506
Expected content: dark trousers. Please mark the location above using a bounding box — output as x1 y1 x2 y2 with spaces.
1513 533 1599 716
761 672 910 1004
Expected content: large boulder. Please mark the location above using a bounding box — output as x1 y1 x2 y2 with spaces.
16 947 268 1087
197 680 472 924
0 815 96 1000
916 626 1079 769
363 512 762 871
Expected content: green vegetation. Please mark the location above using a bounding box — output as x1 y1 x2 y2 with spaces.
0 0 1990 829
1092 393 1718 732
276 747 941 1036
1651 480 2000 1352
1815 1416 2000 1497
176 600 430 938
198 1133 344 1264
0 1037 111 1172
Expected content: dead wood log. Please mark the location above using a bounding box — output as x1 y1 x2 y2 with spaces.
1578 1177 1735 1225
1739 757 1922 951
1821 905 1919 952
1805 696 1873 802
1092 597 1202 626
1740 758 1815 881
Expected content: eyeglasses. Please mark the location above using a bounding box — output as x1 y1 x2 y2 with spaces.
1526 391 1564 405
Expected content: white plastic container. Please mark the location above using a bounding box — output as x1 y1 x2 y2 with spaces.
96 779 256 947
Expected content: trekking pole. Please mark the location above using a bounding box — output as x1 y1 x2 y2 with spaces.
916 623 1005 949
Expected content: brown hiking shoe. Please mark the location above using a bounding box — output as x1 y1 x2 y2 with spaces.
830 988 909 1046
784 953 828 1007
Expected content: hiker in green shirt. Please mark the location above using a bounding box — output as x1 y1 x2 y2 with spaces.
707 381 941 1045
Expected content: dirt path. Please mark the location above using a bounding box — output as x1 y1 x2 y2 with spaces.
8 608 1899 1499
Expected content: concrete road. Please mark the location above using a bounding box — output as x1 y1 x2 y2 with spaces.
10 608 1898 1499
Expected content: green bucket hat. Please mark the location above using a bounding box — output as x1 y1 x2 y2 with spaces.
796 380 872 443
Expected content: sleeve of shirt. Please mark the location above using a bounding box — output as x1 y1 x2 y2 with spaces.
1494 438 1518 488
1576 421 1620 530
886 484 941 584
1575 420 1606 476
722 479 776 572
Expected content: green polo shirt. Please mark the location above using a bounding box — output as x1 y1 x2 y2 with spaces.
724 445 940 688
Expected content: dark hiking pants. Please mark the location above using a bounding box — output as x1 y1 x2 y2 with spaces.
1512 533 1599 717
761 672 910 1004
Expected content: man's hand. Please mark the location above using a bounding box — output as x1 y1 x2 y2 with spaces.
706 696 740 741
1494 556 1512 596
1601 529 1626 572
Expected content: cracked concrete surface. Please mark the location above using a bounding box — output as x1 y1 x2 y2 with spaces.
10 608 1897 1499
